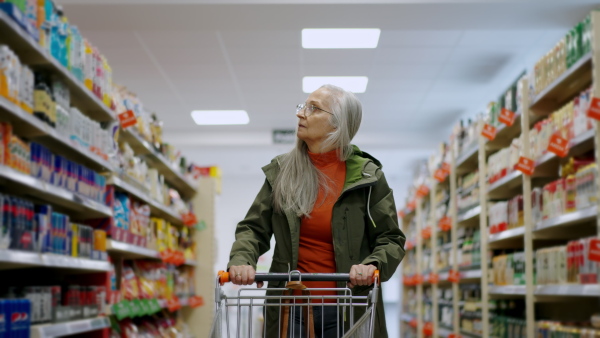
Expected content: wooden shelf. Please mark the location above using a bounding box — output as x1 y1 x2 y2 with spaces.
487 171 521 200
456 144 479 175
488 227 525 249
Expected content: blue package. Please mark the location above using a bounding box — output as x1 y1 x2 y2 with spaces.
30 143 38 180
0 194 8 250
51 213 58 254
0 299 6 338
36 205 52 253
65 223 71 257
0 3 27 31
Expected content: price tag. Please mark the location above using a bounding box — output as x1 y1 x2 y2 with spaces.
409 318 418 328
407 200 416 210
405 241 414 251
188 295 204 308
414 274 424 285
117 110 137 129
547 133 569 158
416 185 429 198
421 227 431 239
439 216 452 232
448 269 461 283
481 123 497 140
182 212 197 227
588 238 600 262
499 108 516 126
423 322 433 336
515 156 535 176
398 211 405 219
167 296 182 312
434 169 448 182
586 97 600 120
429 273 439 284
449 334 463 338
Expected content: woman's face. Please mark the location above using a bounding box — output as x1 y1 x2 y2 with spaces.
296 88 336 152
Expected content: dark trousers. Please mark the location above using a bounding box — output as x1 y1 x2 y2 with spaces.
288 305 342 338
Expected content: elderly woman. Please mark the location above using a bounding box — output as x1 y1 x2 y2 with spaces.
227 84 405 338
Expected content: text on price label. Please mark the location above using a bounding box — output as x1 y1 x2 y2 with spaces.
481 123 497 140
515 156 534 176
499 108 516 126
118 110 137 129
547 133 569 157
434 169 448 182
586 97 600 120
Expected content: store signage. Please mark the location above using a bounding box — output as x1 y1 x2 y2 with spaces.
407 200 417 210
413 274 423 285
398 210 405 219
439 216 452 231
586 97 600 120
189 296 205 308
118 110 137 129
448 334 463 338
416 185 429 198
499 108 516 126
589 238 600 262
515 156 535 176
428 273 439 284
434 169 448 182
272 129 296 144
547 133 569 157
441 162 451 173
423 322 433 336
448 269 461 283
421 227 431 239
167 296 182 312
481 123 497 140
409 318 417 328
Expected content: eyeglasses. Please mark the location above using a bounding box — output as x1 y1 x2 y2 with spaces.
296 103 333 117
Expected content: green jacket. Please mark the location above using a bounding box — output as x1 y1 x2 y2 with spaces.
228 145 406 337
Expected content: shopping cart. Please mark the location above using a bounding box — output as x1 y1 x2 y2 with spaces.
209 269 380 338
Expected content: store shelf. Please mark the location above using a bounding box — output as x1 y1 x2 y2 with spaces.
488 285 526 296
534 206 596 237
109 175 183 225
530 52 593 114
0 96 114 173
439 326 453 337
487 171 521 199
120 129 196 200
30 317 110 338
457 205 481 224
460 269 482 280
107 239 160 260
456 144 479 175
0 11 115 122
488 227 525 249
535 284 600 297
0 250 111 271
0 165 112 219
533 128 595 176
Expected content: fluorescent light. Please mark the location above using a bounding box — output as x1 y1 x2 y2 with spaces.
302 29 381 49
303 76 368 93
191 110 249 125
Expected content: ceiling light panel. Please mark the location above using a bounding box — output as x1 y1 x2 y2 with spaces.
303 76 369 93
191 110 249 125
302 29 381 49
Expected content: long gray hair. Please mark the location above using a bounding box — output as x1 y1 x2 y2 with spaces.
273 84 362 217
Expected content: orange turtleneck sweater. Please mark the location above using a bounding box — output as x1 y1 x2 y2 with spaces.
296 149 346 302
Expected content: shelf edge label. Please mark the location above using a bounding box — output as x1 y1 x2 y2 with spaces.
586 97 600 120
481 123 497 140
515 156 534 176
499 108 516 126
547 133 569 158
589 238 600 262
118 110 137 129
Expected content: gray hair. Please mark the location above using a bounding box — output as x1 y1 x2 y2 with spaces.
273 84 362 217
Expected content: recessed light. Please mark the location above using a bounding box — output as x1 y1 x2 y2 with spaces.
302 76 369 93
302 29 381 49
190 110 249 125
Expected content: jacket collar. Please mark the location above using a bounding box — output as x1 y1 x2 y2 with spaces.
261 145 380 191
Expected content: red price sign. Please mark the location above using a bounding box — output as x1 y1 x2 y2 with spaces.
409 318 418 328
182 212 197 227
188 296 204 308
403 275 414 286
589 238 600 262
515 156 535 176
429 273 439 284
405 241 415 251
441 162 451 174
407 200 417 210
439 216 452 232
434 169 448 182
167 296 181 312
448 269 461 283
547 133 569 158
481 123 497 140
449 334 463 338
421 227 431 239
398 210 405 219
414 274 424 285
586 97 600 120
423 322 433 335
416 185 429 198
499 108 516 126
118 110 137 129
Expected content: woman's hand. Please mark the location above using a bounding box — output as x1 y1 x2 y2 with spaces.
347 264 377 288
229 265 263 288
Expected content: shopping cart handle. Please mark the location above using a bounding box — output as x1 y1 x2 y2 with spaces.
218 270 380 286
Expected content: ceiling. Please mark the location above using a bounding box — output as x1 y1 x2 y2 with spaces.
60 0 599 200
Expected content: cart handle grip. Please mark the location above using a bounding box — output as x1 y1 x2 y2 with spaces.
218 270 380 286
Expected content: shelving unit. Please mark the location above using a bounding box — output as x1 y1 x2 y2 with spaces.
400 11 600 337
0 4 214 337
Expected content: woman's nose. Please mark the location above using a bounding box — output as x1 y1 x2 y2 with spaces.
296 111 306 119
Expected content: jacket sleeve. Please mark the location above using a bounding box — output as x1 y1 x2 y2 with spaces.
360 170 406 282
227 178 274 270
